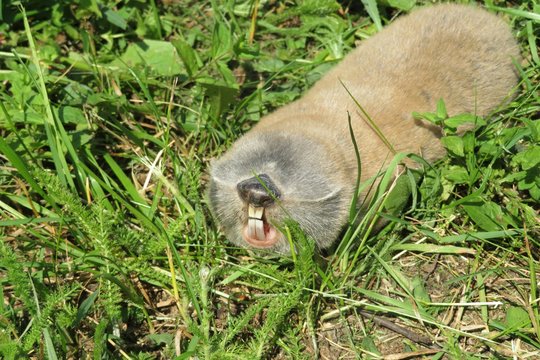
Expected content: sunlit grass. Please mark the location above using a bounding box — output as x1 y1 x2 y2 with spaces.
0 0 538 358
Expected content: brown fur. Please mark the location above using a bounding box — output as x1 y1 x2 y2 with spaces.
209 4 520 253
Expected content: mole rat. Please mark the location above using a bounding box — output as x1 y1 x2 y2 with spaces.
208 4 520 253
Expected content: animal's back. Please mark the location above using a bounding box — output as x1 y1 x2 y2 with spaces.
256 4 520 177
320 3 520 117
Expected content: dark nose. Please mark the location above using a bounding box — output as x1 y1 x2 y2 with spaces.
237 174 281 207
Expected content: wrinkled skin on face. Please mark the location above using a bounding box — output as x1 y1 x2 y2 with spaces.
208 131 353 254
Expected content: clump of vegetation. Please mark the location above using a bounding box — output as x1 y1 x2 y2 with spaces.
0 0 538 358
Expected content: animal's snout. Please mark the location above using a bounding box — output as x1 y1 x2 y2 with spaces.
237 174 281 207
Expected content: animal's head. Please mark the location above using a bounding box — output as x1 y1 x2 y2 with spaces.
208 131 352 254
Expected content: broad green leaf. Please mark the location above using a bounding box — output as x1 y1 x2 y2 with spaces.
529 185 540 201
217 61 238 87
111 40 185 76
383 172 415 215
234 40 260 60
361 336 381 357
212 22 232 60
253 57 286 73
462 199 516 231
198 78 238 119
104 9 127 29
512 145 540 170
62 82 94 106
462 131 475 153
442 165 469 184
147 333 174 346
384 0 415 11
517 170 539 190
524 119 539 142
445 113 485 131
478 141 499 157
462 202 498 231
441 136 464 157
436 98 447 119
77 0 102 17
502 170 527 184
412 276 431 304
57 106 86 124
412 111 439 125
505 306 531 329
172 39 201 77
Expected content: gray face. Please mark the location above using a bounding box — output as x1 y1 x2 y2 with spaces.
208 131 351 254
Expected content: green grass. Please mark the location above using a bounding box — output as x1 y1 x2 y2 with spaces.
0 0 538 358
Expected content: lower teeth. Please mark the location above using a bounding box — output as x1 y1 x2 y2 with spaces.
248 218 265 240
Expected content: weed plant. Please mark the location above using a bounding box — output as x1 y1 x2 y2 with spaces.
0 0 538 358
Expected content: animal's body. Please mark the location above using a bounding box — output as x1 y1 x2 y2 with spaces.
209 4 520 253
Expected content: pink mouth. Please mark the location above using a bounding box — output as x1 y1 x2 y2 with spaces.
242 221 279 248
